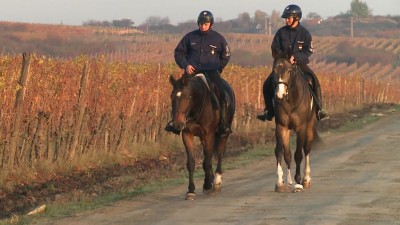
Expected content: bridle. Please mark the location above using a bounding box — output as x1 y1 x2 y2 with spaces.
172 76 208 128
275 64 297 101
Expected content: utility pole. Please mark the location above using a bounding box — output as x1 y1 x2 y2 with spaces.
265 16 272 36
350 17 354 38
268 18 272 36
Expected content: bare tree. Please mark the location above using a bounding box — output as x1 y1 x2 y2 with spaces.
112 19 134 28
254 10 268 29
350 0 371 18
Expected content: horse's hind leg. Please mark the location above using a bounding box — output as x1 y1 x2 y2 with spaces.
213 135 227 192
202 135 215 192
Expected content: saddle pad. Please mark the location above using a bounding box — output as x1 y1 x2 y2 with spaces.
195 73 211 91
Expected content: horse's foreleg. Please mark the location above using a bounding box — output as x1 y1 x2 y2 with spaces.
283 135 293 187
202 135 215 192
292 128 311 193
183 133 196 200
294 133 305 185
275 126 291 192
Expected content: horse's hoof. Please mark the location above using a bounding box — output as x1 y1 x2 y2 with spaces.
303 181 311 189
293 184 304 193
275 184 291 193
213 184 222 192
203 187 213 195
185 192 196 200
213 173 222 192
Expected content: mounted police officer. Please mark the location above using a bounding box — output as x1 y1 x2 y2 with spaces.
165 10 233 135
257 4 329 121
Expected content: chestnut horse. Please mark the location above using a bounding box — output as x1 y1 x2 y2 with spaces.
168 73 235 200
271 58 317 193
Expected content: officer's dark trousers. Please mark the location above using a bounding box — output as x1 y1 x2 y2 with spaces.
262 64 323 113
297 64 323 110
203 70 227 107
202 70 231 133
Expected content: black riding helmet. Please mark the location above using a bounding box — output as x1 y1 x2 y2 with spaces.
281 4 302 20
197 10 214 25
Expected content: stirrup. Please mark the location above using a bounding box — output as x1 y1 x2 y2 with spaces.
257 111 274 121
317 110 329 121
164 121 181 135
218 125 232 137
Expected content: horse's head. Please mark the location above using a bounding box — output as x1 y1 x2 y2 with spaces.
273 58 293 100
168 74 195 132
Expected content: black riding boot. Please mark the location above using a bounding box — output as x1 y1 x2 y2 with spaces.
299 65 329 121
313 82 329 121
219 103 232 136
257 101 274 121
257 75 275 121
164 121 181 135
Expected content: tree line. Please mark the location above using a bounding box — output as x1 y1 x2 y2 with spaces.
82 0 393 35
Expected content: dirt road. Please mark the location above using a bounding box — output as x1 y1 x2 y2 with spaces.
47 109 400 225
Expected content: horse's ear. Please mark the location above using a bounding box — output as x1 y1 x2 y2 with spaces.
169 74 177 85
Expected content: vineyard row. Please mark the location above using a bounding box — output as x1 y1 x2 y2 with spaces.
0 53 399 169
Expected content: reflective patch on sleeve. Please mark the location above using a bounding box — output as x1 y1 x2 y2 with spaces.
226 45 231 56
310 41 314 53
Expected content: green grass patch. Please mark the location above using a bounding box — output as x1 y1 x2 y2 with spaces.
223 144 275 170
334 115 380 133
333 105 399 133
5 172 188 225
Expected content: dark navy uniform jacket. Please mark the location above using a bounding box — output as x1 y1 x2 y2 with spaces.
174 29 231 73
271 23 313 65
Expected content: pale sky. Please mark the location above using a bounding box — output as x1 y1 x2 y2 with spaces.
0 0 398 26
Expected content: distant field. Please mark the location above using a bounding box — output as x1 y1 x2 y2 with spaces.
1 21 399 68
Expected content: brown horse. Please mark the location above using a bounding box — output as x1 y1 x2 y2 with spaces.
168 73 235 200
271 58 317 193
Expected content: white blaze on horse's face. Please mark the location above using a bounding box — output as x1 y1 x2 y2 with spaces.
276 77 287 100
176 91 182 97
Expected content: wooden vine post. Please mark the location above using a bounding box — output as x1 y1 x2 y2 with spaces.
69 62 89 160
9 53 31 167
